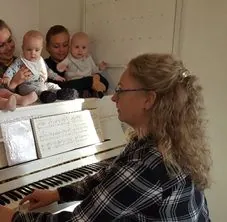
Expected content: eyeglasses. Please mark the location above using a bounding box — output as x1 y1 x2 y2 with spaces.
114 86 153 95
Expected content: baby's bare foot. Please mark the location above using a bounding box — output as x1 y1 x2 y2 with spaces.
92 81 106 92
16 91 38 106
5 95 17 111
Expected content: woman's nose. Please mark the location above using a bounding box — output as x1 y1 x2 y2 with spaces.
59 47 65 53
111 93 117 102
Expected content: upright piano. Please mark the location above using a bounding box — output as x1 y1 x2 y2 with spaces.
0 95 126 213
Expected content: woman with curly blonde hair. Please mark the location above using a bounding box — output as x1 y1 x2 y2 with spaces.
128 53 211 191
1 53 211 222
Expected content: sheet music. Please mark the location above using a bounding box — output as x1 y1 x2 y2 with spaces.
32 109 104 158
1 120 37 166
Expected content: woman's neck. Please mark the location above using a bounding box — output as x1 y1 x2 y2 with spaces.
50 57 62 64
135 126 150 139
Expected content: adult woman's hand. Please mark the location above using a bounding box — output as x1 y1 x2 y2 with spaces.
20 189 60 211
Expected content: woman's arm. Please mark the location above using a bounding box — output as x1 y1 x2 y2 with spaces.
12 160 163 222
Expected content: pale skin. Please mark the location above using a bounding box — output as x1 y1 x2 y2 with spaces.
0 28 32 89
46 32 70 63
21 33 65 82
0 66 156 221
0 28 38 110
56 32 108 92
57 32 107 73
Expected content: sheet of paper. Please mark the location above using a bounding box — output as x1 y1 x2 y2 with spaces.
32 109 104 158
1 120 37 166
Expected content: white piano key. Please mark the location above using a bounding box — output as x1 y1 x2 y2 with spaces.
0 147 123 194
4 161 105 211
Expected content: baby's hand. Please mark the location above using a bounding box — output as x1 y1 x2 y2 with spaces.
99 61 107 71
57 63 68 72
0 77 10 86
55 75 65 82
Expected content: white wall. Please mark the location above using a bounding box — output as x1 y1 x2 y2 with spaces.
85 0 177 92
0 0 39 55
179 0 227 221
0 0 82 56
39 0 83 56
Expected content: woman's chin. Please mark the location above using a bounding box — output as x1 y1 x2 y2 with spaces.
117 113 124 122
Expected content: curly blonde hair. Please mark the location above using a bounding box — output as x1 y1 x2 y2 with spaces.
128 53 212 190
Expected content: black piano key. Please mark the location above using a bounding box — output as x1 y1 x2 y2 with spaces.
87 163 100 169
17 188 30 196
71 169 84 177
66 170 84 178
25 186 35 193
11 190 23 199
64 172 80 179
55 175 71 183
23 186 34 194
0 198 5 205
36 182 49 189
75 168 89 176
30 183 44 190
46 178 59 186
92 163 104 169
86 164 102 171
40 180 55 187
0 195 10 204
49 177 63 185
58 174 73 181
5 192 18 201
83 165 98 172
71 170 86 177
79 167 94 174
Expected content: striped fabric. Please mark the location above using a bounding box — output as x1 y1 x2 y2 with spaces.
13 136 210 222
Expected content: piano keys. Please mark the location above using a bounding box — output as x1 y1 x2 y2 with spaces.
0 96 126 213
0 160 111 212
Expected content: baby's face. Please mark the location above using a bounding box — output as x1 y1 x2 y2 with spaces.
70 36 89 59
23 37 43 62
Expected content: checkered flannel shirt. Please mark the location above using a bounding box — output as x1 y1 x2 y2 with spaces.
13 136 210 222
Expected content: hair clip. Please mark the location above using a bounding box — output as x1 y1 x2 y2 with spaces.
181 70 190 78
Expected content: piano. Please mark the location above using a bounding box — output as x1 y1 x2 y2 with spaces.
0 95 127 213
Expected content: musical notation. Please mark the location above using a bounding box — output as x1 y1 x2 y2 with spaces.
31 109 104 158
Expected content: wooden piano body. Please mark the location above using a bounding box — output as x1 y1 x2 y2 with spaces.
0 95 127 213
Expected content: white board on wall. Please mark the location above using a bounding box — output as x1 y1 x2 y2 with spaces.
85 0 177 65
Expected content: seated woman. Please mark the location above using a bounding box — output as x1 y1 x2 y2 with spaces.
45 25 109 98
0 19 37 111
1 53 211 221
4 30 77 104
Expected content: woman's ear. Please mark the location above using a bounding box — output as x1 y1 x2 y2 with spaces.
144 91 156 110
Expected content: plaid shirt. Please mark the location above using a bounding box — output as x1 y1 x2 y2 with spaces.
12 136 210 222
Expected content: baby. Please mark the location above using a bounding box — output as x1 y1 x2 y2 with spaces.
3 30 77 103
57 32 108 95
0 67 38 111
0 87 37 111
